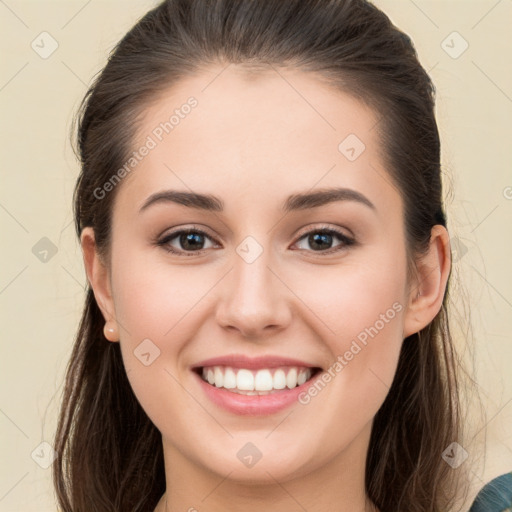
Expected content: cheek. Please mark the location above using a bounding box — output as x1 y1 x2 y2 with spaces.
110 247 210 343
290 250 407 423
109 249 208 434
289 251 408 345
108 247 201 400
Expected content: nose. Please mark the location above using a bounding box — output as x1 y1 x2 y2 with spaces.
215 244 292 340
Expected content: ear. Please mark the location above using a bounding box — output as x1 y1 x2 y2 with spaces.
403 225 451 338
81 227 119 342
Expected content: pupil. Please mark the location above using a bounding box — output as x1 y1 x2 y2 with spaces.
181 232 204 250
310 233 332 250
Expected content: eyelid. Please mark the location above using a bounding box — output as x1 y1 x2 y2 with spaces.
293 223 354 242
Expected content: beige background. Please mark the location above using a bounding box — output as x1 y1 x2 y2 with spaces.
1 1 511 510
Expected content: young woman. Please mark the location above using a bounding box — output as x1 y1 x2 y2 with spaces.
53 0 480 510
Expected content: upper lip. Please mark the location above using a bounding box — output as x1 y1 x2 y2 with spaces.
192 354 321 370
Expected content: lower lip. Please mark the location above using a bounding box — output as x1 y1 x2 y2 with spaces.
193 370 319 416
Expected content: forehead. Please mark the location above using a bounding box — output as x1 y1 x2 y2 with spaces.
115 64 399 218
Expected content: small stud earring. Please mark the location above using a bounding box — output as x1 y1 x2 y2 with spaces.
103 321 119 342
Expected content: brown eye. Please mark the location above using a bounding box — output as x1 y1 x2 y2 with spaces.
294 228 355 254
158 228 217 256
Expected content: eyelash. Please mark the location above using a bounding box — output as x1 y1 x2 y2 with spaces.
156 224 356 257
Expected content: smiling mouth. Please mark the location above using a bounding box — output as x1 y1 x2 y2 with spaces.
195 366 322 395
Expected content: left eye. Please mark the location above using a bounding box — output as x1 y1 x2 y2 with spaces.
293 228 354 253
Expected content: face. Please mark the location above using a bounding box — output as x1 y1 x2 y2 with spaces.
85 65 426 485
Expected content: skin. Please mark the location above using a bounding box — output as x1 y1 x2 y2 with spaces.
81 64 450 512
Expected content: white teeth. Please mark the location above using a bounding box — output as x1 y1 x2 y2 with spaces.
236 369 254 390
223 367 237 389
200 365 314 393
254 369 273 391
214 367 224 387
286 367 298 389
273 369 287 389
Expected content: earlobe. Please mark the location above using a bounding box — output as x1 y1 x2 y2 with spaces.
403 225 451 338
81 227 119 342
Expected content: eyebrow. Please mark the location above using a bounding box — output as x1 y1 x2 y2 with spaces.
139 187 376 213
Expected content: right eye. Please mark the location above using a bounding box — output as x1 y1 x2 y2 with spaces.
157 227 219 256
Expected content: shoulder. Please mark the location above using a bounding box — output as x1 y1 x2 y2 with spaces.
468 472 512 512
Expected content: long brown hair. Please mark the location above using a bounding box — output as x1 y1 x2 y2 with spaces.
54 1 472 510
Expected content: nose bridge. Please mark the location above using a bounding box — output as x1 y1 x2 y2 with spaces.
215 234 291 336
